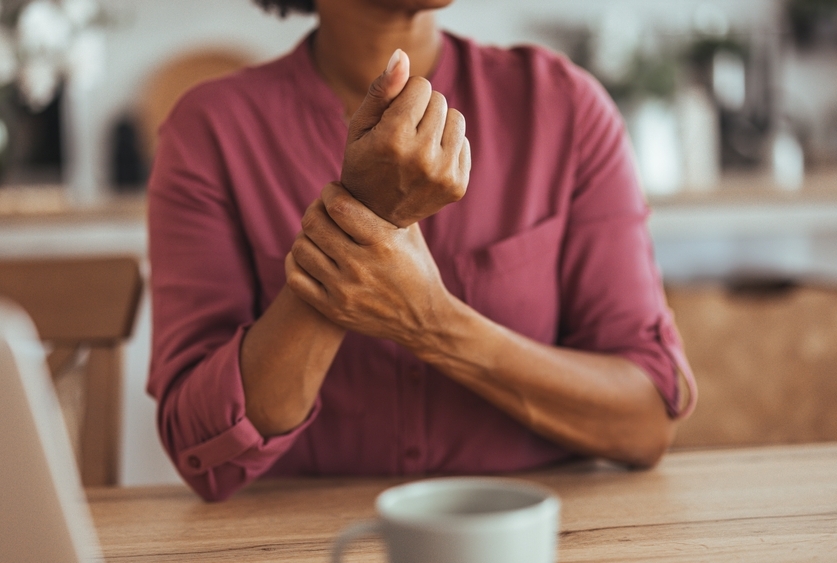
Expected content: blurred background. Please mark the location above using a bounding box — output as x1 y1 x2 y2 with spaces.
0 0 835 485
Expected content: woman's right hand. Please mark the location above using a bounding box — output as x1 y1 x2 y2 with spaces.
340 49 471 228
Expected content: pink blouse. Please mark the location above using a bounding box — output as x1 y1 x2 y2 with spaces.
147 32 695 501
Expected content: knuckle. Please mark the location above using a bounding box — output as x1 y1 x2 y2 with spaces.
413 151 434 172
300 211 316 232
367 77 388 99
324 194 352 219
440 173 459 198
290 239 307 261
332 287 352 312
438 166 466 202
406 76 432 97
286 270 304 292
447 108 466 134
372 131 395 151
440 167 457 187
451 180 468 201
379 135 410 160
300 200 324 231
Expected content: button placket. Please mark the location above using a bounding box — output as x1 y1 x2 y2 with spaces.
401 359 426 473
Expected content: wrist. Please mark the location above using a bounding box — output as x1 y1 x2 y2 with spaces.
409 291 485 368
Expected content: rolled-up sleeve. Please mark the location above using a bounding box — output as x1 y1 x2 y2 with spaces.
558 66 696 419
147 87 318 501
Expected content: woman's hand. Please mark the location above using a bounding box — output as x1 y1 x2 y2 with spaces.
341 50 471 228
285 182 677 468
286 182 452 349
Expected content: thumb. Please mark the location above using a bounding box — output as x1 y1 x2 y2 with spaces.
347 49 410 141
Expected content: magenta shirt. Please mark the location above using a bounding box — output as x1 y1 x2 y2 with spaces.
148 32 695 501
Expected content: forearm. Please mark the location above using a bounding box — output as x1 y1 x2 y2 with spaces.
240 283 346 437
413 295 676 467
288 184 675 466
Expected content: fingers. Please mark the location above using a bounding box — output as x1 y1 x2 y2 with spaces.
417 91 448 145
438 108 469 201
348 49 411 141
321 182 397 245
284 251 329 308
291 229 338 279
459 135 472 187
379 76 433 133
298 197 354 261
441 108 465 150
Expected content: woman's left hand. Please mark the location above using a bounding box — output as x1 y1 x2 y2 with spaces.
286 182 452 349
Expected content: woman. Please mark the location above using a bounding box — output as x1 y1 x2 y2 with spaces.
148 0 696 502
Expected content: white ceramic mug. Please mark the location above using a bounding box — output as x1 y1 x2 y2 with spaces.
331 477 560 563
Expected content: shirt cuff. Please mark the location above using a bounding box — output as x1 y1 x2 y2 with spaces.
618 315 698 420
658 316 698 420
177 395 322 477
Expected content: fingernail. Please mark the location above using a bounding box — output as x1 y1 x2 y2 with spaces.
386 49 402 74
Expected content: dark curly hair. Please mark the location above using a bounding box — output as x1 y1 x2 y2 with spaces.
253 0 316 17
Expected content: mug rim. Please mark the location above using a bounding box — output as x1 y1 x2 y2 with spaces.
375 477 560 530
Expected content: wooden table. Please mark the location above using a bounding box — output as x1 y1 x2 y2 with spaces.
88 444 837 562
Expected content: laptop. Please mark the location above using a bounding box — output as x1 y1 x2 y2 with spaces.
0 298 103 562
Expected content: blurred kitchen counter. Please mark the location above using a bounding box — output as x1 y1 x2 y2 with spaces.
649 169 837 237
0 186 146 258
0 173 836 282
648 169 837 283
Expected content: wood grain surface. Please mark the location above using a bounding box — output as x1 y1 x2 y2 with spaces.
87 443 837 562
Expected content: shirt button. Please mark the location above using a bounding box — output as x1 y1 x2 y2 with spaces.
404 447 421 461
187 455 201 469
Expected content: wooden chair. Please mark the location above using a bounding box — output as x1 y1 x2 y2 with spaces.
667 281 837 448
0 256 142 486
138 48 253 159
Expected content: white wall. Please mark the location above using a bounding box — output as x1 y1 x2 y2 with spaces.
90 0 317 195
439 0 781 44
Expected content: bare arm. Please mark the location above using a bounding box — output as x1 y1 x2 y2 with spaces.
288 182 676 467
241 51 470 436
414 297 675 467
240 287 345 436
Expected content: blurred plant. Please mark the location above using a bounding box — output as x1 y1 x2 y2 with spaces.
0 0 106 112
586 7 679 103
602 55 679 102
686 37 748 68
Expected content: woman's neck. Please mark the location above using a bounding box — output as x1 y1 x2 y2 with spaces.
312 4 442 118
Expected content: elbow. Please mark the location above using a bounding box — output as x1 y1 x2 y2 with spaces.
623 417 678 469
626 443 666 470
180 471 239 503
191 479 236 503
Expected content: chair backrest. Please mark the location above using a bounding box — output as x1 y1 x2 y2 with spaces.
667 282 837 448
138 48 253 159
0 256 143 486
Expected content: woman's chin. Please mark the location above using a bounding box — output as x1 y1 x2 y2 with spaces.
376 0 455 12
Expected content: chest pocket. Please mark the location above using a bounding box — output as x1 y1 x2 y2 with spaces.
454 214 564 344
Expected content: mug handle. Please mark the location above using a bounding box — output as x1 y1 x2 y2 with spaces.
331 520 384 563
